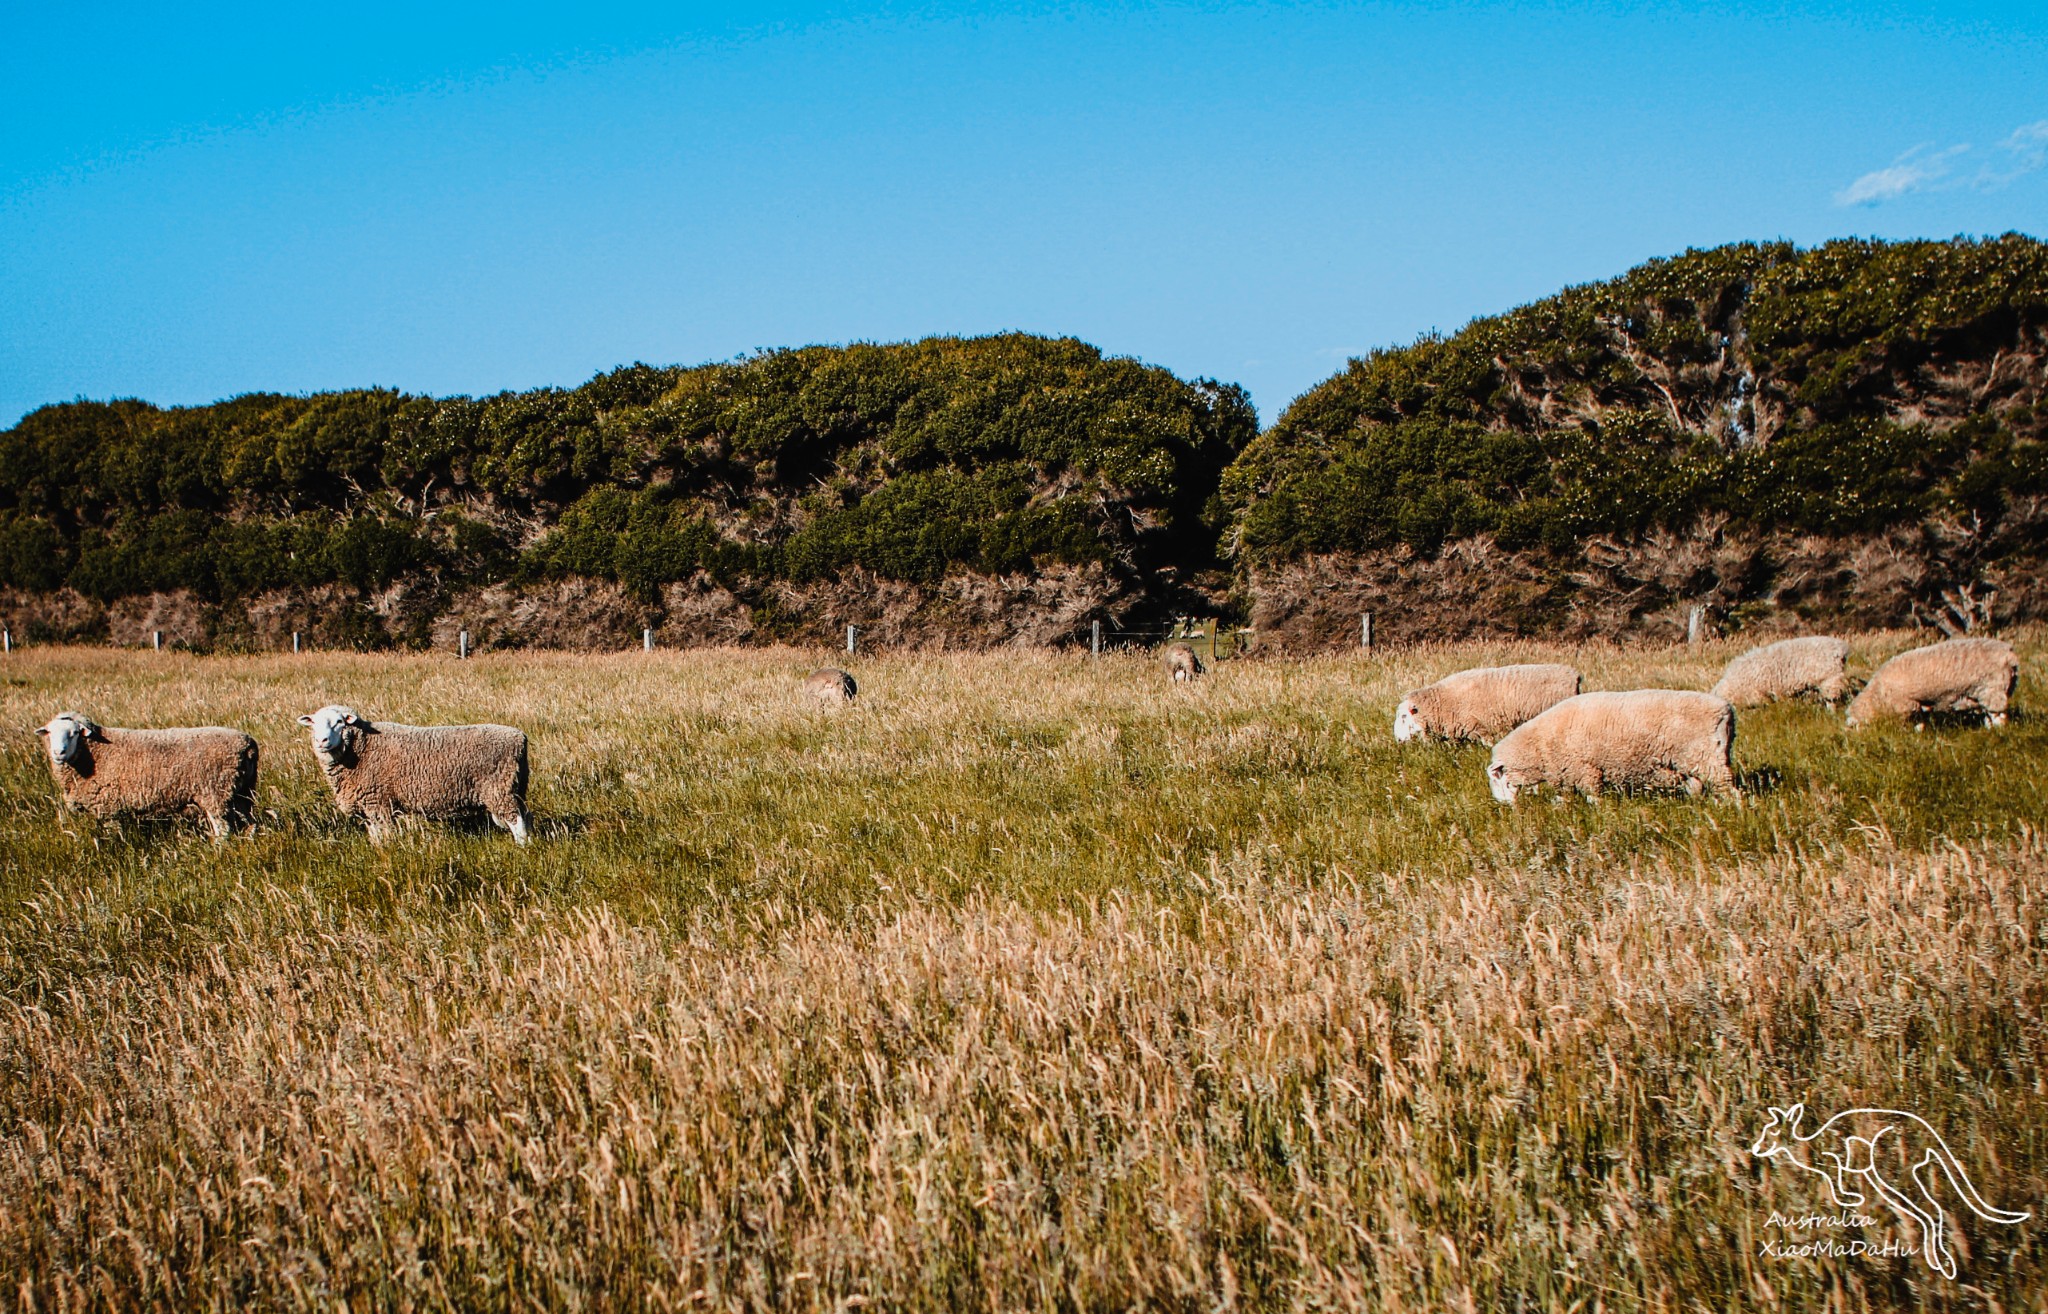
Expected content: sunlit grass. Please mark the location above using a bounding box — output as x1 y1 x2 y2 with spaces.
1 632 2043 1309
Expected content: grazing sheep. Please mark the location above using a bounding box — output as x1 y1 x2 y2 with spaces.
1393 663 1580 744
1710 636 1851 707
297 704 530 843
1163 643 1203 682
1845 637 2018 728
36 711 257 839
801 668 858 705
1488 690 1736 804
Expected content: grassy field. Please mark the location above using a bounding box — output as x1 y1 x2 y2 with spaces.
0 634 2044 1311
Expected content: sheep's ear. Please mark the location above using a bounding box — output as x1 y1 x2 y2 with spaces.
297 714 314 727
1786 1102 1804 1124
34 726 48 736
83 723 106 741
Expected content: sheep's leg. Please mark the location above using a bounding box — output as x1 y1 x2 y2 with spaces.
204 808 231 843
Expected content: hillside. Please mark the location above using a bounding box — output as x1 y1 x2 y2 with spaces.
4 237 2044 651
0 335 1253 650
1227 234 2048 646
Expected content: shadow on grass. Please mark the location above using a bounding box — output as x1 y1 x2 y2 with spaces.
66 813 239 845
1912 709 2015 732
537 812 594 839
1737 766 1785 796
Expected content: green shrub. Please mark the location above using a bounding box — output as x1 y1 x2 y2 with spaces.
783 467 1110 584
1 335 1251 605
1229 235 2048 565
0 516 69 591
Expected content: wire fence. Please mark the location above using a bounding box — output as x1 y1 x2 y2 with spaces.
1088 618 1256 662
0 619 1268 660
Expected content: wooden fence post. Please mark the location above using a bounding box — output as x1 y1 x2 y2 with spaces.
846 624 857 655
1687 606 1705 645
152 631 162 652
1091 619 1101 657
1361 613 1373 650
643 628 654 652
459 630 470 660
292 631 301 654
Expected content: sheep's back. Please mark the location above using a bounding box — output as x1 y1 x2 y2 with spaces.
1712 637 1848 704
1407 664 1577 743
354 724 526 813
68 727 254 813
1851 638 2017 720
802 670 857 703
1505 690 1728 776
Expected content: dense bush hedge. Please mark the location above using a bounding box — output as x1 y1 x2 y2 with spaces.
0 336 1255 603
1225 235 2048 565
7 239 2043 620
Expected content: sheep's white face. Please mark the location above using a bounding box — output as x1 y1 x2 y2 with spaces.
1392 699 1421 743
298 705 362 758
37 714 89 765
1488 760 1519 804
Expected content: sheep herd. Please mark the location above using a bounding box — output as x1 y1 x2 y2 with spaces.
1394 634 2019 805
25 635 2024 841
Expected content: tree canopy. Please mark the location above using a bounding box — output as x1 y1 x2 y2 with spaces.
0 335 1255 604
1223 234 2048 564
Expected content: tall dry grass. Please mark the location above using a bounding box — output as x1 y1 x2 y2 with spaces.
0 635 2044 1309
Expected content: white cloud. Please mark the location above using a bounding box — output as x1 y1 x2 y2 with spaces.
1838 118 2048 206
1978 119 2048 184
1835 143 1966 206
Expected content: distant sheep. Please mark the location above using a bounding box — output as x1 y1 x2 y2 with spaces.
1845 637 2018 729
1393 663 1580 744
1711 636 1851 707
1488 690 1736 804
802 668 858 705
37 711 257 839
298 704 531 843
1163 643 1203 682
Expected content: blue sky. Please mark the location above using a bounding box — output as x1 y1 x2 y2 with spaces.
3 1 2045 428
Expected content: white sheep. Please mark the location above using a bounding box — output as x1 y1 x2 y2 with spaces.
1710 636 1851 707
1488 690 1737 804
1393 663 1580 744
801 668 858 705
1845 637 2019 728
36 711 258 839
297 704 531 843
1162 643 1203 682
